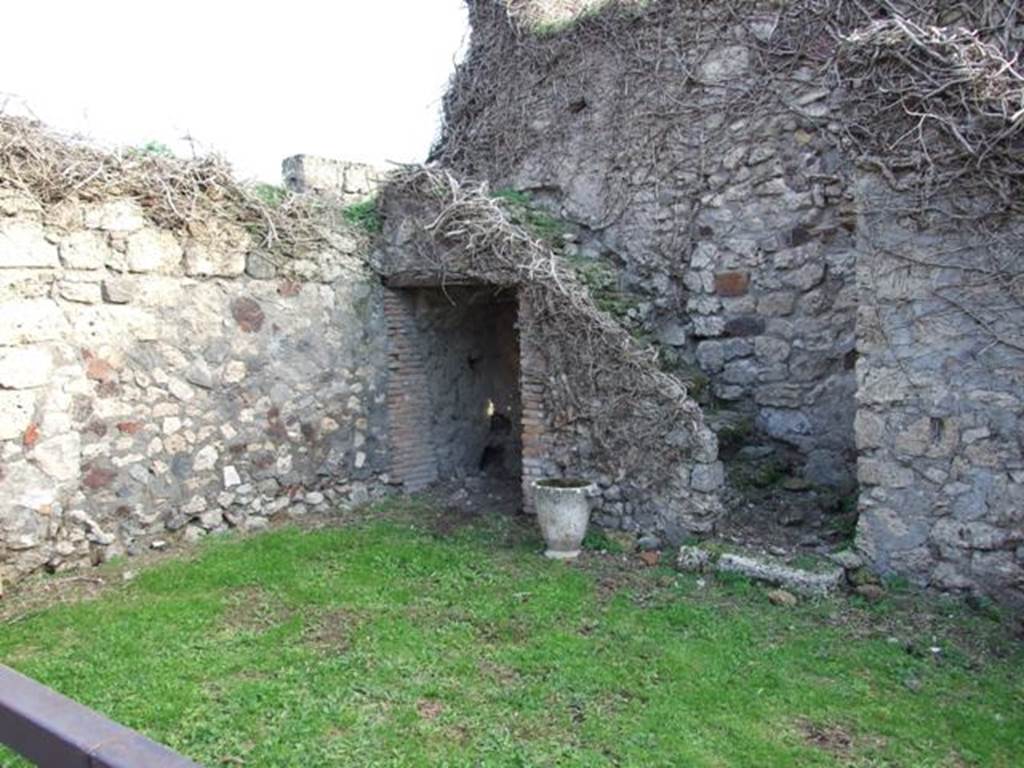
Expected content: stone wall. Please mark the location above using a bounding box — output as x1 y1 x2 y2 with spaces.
282 155 381 203
432 0 1024 602
0 189 389 585
375 175 724 542
854 177 1024 604
437 0 859 490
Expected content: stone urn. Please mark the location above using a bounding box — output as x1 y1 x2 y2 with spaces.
533 478 595 560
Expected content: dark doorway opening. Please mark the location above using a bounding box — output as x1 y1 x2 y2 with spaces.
385 285 523 508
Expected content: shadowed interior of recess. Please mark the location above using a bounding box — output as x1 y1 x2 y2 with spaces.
402 286 523 488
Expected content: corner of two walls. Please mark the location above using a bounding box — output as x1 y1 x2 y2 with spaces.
0 190 390 587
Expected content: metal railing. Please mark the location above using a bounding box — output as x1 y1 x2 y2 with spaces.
0 664 202 767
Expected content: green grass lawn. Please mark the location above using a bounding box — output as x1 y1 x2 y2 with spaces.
1 499 1021 767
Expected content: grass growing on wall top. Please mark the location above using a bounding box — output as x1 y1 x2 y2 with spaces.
0 500 1021 767
343 196 383 234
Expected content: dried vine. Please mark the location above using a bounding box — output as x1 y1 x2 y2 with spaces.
836 13 1024 210
0 115 364 260
382 166 708 484
431 0 1024 355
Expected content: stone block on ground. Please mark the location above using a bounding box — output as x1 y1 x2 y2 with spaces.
716 552 844 596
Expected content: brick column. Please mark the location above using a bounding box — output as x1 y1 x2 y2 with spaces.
518 294 549 514
383 289 437 491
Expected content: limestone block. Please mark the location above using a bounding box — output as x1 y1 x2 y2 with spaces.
185 246 246 278
0 346 52 388
193 445 219 472
656 322 686 347
720 338 754 360
695 341 725 372
857 458 914 488
856 366 911 405
0 390 35 440
754 336 790 361
781 262 825 291
716 552 844 596
683 269 714 293
691 427 718 463
68 306 161 344
754 383 804 407
32 432 81 482
722 359 758 386
690 242 718 270
789 350 834 382
714 383 744 401
84 200 145 233
245 252 278 279
60 230 111 270
1 504 50 551
894 417 959 458
971 550 1024 587
0 299 68 344
168 378 194 402
687 294 721 315
68 510 116 545
857 505 932 555
101 279 132 304
691 315 725 338
690 461 724 492
185 359 216 389
964 440 1005 468
931 519 1009 551
222 360 247 384
0 189 43 217
930 562 975 590
184 219 250 277
721 145 748 172
758 407 811 442
0 220 59 268
853 409 886 450
125 228 183 273
58 280 102 304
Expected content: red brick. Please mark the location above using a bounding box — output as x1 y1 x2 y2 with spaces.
231 297 265 333
84 355 117 383
714 271 751 297
23 423 40 448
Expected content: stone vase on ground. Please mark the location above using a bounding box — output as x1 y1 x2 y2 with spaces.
533 479 595 560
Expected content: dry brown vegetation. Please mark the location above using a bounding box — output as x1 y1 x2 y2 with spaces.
0 115 363 260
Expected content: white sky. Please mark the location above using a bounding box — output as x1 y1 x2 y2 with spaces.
1 1 469 183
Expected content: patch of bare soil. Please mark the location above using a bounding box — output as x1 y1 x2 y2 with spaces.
220 586 294 633
820 591 1022 666
797 718 855 757
302 608 360 653
423 477 523 539
430 503 482 539
417 699 444 721
717 448 857 557
477 658 521 685
0 541 206 627
0 506 378 627
574 548 678 606
0 574 109 627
